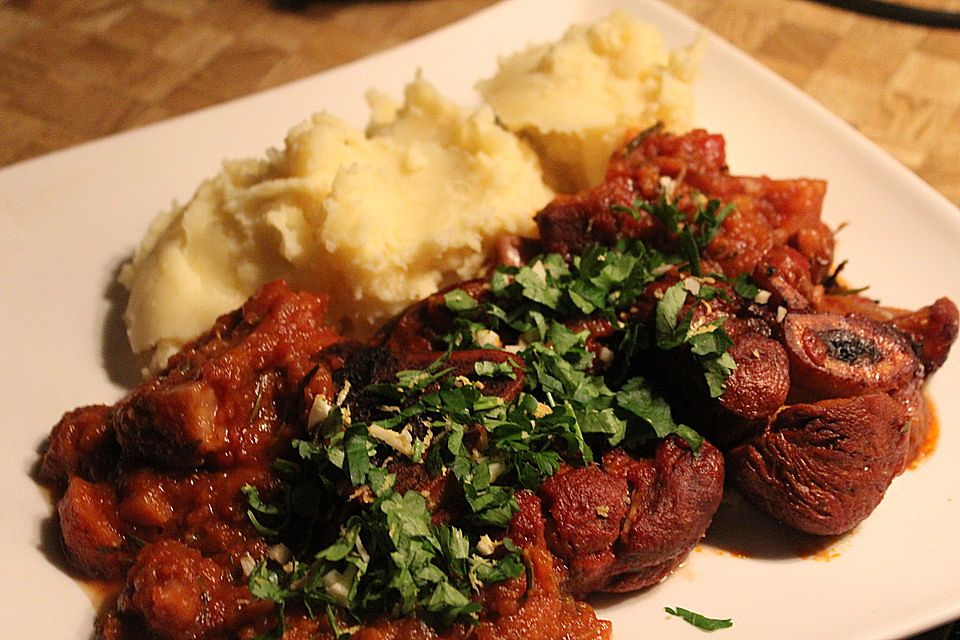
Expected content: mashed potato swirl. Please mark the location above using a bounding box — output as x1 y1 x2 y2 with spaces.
477 11 704 192
121 76 552 370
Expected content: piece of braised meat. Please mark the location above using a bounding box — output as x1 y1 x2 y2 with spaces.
373 279 492 353
537 127 829 279
108 540 273 640
42 282 343 637
890 297 960 375
727 394 908 535
41 404 118 488
469 491 613 640
112 280 341 469
781 312 922 402
531 127 957 536
539 437 724 598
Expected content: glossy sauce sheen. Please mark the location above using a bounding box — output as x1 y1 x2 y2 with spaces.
912 395 940 468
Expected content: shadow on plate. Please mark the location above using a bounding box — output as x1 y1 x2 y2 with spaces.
101 257 148 391
30 453 78 578
703 489 842 560
31 444 117 640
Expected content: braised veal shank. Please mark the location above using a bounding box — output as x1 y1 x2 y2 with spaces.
41 128 956 640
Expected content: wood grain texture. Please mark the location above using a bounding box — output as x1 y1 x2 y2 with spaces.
1 0 957 207
668 0 960 206
0 0 500 167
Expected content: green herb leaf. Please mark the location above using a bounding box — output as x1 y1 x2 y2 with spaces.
680 226 702 275
617 377 702 452
242 485 283 537
701 351 737 398
248 561 292 603
611 200 643 220
731 274 759 300
444 289 478 312
641 194 683 234
345 432 372 486
474 360 517 380
580 407 627 446
515 261 561 309
665 606 733 631
634 195 734 276
243 233 736 632
654 281 737 396
656 281 691 349
694 200 734 247
242 485 282 516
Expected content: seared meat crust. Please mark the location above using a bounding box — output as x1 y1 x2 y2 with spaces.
728 394 909 535
540 438 724 598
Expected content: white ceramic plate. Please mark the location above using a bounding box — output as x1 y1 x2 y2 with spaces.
2 1 958 638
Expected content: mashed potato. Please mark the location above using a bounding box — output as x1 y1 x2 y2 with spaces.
476 11 704 193
122 13 705 371
121 76 552 370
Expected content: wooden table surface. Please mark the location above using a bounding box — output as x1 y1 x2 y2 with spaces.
2 0 958 638
2 0 959 209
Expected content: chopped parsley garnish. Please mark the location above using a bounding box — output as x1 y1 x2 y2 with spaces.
655 280 737 398
243 227 754 631
665 606 734 631
613 193 733 277
246 488 517 637
241 358 530 632
731 273 760 300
